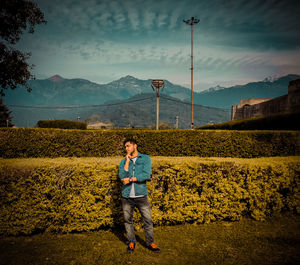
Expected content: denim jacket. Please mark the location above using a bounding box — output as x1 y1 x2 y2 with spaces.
118 152 151 198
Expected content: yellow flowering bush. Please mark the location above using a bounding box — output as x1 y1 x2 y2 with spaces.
0 157 299 235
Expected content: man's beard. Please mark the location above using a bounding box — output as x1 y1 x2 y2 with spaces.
129 149 136 156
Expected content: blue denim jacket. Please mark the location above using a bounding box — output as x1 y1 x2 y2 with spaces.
118 152 151 198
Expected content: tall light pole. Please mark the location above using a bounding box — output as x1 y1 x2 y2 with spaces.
183 16 200 129
175 116 179 129
151 80 164 130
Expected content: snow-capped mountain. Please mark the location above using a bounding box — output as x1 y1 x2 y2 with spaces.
263 75 279 82
200 85 226 94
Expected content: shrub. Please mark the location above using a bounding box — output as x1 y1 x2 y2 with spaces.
0 156 299 235
37 120 87 130
0 128 299 158
197 111 300 130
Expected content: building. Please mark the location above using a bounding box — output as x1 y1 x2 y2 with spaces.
231 79 300 120
87 121 114 129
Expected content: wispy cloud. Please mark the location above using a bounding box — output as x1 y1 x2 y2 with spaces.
143 11 156 29
17 0 300 86
35 0 300 49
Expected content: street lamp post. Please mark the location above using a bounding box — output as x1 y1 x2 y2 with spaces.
183 16 200 129
151 80 165 130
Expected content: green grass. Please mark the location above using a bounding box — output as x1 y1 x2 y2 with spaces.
0 215 299 265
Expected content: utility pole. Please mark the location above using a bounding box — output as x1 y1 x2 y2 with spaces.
151 80 165 130
183 16 200 129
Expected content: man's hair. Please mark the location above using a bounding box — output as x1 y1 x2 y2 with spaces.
123 138 138 146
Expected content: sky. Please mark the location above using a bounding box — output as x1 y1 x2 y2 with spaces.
16 0 300 91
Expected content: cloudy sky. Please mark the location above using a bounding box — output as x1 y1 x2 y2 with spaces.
16 0 300 90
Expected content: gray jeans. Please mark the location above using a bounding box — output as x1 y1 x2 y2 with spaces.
121 196 154 246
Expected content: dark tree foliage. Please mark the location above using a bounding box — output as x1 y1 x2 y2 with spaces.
0 98 13 127
0 0 46 96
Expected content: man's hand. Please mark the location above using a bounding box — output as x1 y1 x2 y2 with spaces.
122 178 131 185
121 177 137 185
124 153 131 171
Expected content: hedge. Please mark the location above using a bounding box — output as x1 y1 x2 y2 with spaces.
197 111 300 130
37 120 87 130
1 128 300 158
0 156 299 235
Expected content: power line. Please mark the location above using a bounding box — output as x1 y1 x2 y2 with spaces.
7 96 154 109
160 95 231 111
7 94 231 111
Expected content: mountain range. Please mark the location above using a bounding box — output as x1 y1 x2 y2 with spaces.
195 74 300 108
2 74 299 128
3 75 190 106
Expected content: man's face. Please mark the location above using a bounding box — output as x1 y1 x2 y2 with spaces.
125 142 137 155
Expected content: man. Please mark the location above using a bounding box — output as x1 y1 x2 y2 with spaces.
119 138 161 253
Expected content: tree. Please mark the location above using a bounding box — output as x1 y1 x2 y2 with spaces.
0 98 13 127
0 0 46 96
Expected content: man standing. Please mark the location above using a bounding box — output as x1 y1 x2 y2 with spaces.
119 138 161 253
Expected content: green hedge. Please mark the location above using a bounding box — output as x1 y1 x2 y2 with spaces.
37 120 87 130
197 111 300 130
1 128 300 158
0 157 299 235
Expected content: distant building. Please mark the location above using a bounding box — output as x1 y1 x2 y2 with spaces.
87 121 114 129
231 79 300 120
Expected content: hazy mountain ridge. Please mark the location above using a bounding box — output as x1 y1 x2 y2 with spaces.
3 73 299 127
3 75 193 106
4 74 299 108
194 74 300 108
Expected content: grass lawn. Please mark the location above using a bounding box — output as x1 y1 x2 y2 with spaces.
0 215 299 265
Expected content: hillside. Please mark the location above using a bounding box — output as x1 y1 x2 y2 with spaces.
3 75 192 106
4 74 299 108
81 93 230 128
8 93 230 128
195 74 300 108
2 73 300 127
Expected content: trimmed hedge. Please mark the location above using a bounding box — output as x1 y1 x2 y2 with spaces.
1 128 300 158
197 111 300 130
37 120 87 130
0 157 299 235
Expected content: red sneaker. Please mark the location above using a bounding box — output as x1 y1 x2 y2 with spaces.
147 242 161 253
127 242 135 253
